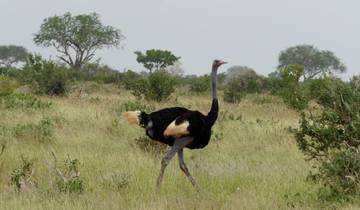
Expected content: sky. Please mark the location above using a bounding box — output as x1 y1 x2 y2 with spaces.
1 0 359 78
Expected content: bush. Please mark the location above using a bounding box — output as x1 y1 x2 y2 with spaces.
189 75 210 93
55 155 84 194
21 54 68 96
350 75 360 91
10 156 36 192
70 63 122 83
146 70 176 101
120 70 143 90
13 117 53 142
0 75 18 95
280 87 308 110
223 67 266 103
294 81 360 199
119 100 154 113
129 70 176 101
278 64 309 110
129 78 149 100
0 93 52 110
223 79 246 103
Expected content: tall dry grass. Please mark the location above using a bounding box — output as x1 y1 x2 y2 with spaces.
0 84 357 209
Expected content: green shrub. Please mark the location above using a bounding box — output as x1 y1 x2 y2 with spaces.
223 68 265 103
21 54 68 96
120 70 143 90
56 155 84 194
70 63 121 83
0 93 52 110
280 87 308 110
189 75 210 93
350 75 360 92
10 156 36 192
129 70 176 101
129 78 148 100
223 79 246 103
145 70 176 101
294 81 360 200
13 118 53 142
119 100 154 113
0 75 18 94
278 64 309 110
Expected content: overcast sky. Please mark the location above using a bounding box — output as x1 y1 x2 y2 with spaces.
1 0 359 78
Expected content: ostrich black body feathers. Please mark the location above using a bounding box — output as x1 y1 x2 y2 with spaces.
139 98 218 149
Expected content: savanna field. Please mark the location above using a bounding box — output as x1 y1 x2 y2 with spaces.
0 83 358 210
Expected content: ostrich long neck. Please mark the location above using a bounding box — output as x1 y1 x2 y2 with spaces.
207 65 219 126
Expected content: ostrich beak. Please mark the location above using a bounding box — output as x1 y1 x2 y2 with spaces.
219 60 227 65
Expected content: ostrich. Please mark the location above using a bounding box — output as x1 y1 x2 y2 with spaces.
123 59 227 190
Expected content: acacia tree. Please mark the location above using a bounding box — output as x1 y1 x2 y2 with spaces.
278 45 346 81
0 45 28 68
34 12 125 69
134 49 180 74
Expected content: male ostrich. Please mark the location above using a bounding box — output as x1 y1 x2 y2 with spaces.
123 59 226 189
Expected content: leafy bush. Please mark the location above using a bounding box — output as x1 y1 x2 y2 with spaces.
120 70 143 90
223 79 246 103
278 64 309 110
145 70 176 101
55 155 84 194
119 100 154 113
0 75 18 94
71 63 122 83
10 156 36 192
280 87 308 110
294 81 360 200
129 70 176 101
350 75 360 91
129 78 148 100
13 118 53 142
21 54 68 96
223 67 265 103
189 75 210 93
0 93 52 110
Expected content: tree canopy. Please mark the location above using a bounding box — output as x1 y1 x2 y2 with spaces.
278 44 346 80
0 45 28 68
34 12 125 69
134 49 180 73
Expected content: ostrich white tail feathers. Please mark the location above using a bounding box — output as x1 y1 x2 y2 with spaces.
123 111 141 125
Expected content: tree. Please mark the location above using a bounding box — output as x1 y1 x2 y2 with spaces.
134 49 180 73
278 44 346 81
0 45 28 68
34 12 125 70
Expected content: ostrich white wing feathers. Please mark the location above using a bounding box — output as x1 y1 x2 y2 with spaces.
163 120 190 138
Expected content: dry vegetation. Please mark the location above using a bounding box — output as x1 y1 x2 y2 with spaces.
0 83 359 209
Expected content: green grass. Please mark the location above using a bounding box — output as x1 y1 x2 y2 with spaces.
0 84 358 209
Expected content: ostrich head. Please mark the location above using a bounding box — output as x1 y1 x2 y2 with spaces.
212 59 227 69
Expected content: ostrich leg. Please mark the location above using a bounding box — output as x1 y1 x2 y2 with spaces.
178 149 199 189
156 137 193 190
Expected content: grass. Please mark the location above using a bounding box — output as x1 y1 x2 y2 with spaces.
0 84 358 209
